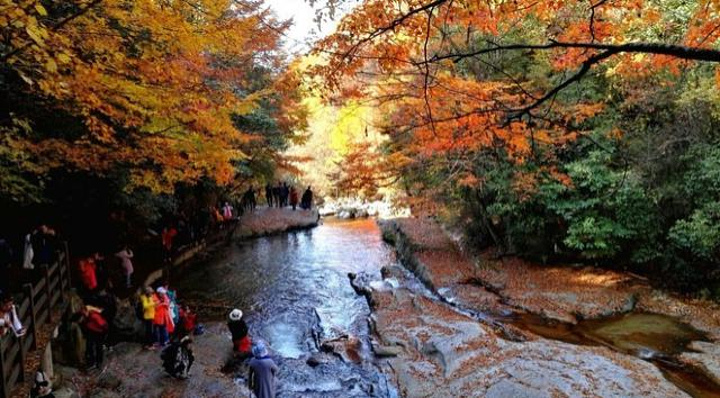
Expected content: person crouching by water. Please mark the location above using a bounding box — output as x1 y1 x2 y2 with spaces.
227 308 251 358
248 340 277 398
30 371 55 398
161 335 195 380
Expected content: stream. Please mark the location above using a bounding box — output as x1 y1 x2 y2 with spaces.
173 217 719 398
174 218 399 397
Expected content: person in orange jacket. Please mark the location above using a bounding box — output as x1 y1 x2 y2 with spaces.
153 287 174 348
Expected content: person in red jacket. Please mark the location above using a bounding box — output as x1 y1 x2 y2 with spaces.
78 256 98 293
82 305 108 370
178 305 197 338
289 187 299 211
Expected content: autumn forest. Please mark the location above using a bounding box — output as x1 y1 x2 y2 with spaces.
2 0 720 298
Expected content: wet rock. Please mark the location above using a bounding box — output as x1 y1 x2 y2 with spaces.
97 371 122 390
53 388 81 398
320 335 363 363
679 341 720 385
112 299 143 342
367 286 689 398
372 343 403 358
305 352 333 368
306 356 321 367
90 391 122 398
381 265 406 280
76 323 252 397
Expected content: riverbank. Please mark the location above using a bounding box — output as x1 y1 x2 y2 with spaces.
234 206 319 239
372 217 720 397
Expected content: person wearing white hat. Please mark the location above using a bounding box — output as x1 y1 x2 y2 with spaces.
227 308 251 356
153 287 174 348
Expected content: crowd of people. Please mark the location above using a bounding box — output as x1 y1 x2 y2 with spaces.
0 191 289 396
264 182 314 211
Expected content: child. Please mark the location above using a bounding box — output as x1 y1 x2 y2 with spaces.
178 305 197 338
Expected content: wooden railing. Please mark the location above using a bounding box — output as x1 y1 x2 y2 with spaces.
0 243 71 398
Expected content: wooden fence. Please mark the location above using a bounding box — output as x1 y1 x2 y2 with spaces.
0 243 70 398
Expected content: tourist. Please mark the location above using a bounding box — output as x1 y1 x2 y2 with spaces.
30 371 54 398
88 287 117 346
301 186 313 210
222 202 234 221
81 305 109 370
243 187 257 213
154 287 174 348
115 245 134 288
22 232 34 270
178 304 198 338
227 308 251 357
161 225 178 264
31 225 57 267
92 252 109 291
281 182 289 207
265 183 273 207
273 182 282 208
162 281 180 326
248 340 277 398
140 287 157 348
0 290 25 337
78 255 98 294
161 335 195 379
289 186 299 211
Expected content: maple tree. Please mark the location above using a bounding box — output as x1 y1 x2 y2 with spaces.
314 0 720 167
306 0 720 290
0 0 301 200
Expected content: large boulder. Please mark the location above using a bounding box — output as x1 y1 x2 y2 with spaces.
112 298 143 342
367 285 689 398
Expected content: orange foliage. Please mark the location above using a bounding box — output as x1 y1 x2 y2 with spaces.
311 0 720 202
1 0 298 193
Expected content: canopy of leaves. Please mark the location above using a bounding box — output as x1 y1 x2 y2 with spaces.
309 0 720 292
0 0 302 200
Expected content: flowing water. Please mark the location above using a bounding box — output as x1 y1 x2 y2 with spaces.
173 217 718 398
173 218 399 397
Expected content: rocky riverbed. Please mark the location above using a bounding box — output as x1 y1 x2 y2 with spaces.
46 214 720 398
372 217 720 397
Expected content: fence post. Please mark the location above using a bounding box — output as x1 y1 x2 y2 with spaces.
0 336 7 398
42 264 51 322
16 335 25 384
64 241 71 288
23 284 37 351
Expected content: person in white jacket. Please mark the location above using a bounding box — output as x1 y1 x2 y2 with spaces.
0 291 25 337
